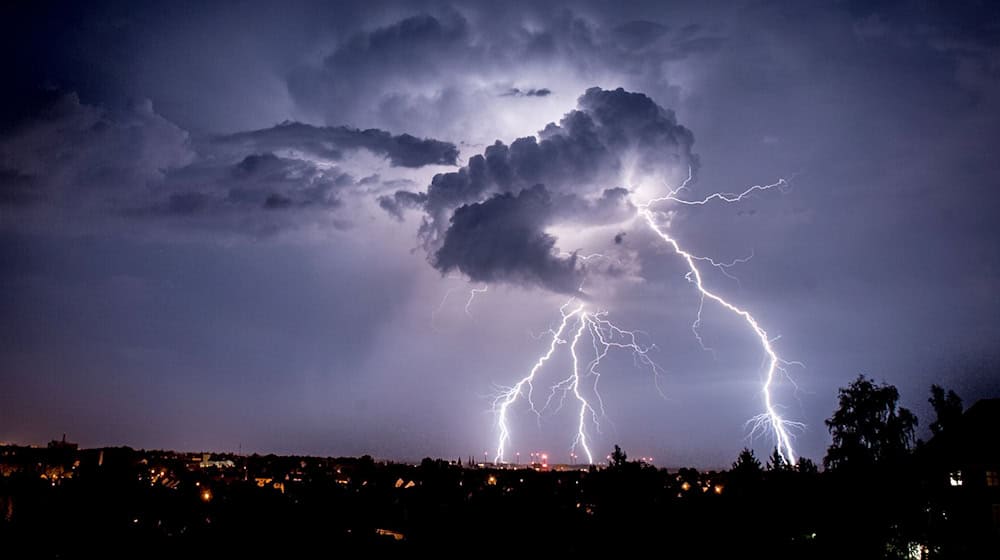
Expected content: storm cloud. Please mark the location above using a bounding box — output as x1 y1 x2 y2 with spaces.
0 92 458 236
3 0 1000 465
209 122 459 168
285 9 724 145
386 86 694 292
435 185 582 293
501 88 552 98
0 93 193 208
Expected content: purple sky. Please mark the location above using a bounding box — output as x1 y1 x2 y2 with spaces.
2 0 999 468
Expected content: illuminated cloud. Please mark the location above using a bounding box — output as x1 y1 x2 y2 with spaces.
384 87 695 292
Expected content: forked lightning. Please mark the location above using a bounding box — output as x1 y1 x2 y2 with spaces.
491 171 802 465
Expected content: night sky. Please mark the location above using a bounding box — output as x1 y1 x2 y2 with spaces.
2 0 999 468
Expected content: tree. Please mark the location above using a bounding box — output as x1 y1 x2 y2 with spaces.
609 444 627 468
928 384 962 437
731 447 762 475
795 457 818 474
766 447 790 472
824 375 918 471
728 448 763 493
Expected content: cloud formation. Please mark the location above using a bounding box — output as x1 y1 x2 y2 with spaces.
501 88 552 98
285 10 724 145
384 86 696 293
435 185 582 293
0 92 458 236
0 93 193 209
210 122 458 168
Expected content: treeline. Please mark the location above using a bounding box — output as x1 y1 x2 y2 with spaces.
0 377 993 558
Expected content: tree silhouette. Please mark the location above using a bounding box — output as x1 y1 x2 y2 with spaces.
609 444 627 468
731 447 762 474
766 447 790 472
727 448 763 494
823 375 917 471
928 384 962 437
795 457 818 474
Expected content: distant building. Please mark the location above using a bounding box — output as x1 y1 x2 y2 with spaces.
200 454 235 469
374 528 405 541
920 398 1000 555
47 434 78 451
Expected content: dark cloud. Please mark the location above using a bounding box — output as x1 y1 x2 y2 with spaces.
151 152 345 225
501 87 552 97
288 11 473 130
283 8 723 143
317 12 469 80
388 87 693 290
144 148 364 234
226 153 347 209
264 193 293 209
211 122 459 168
417 87 693 234
378 190 428 221
0 93 193 208
0 92 457 236
434 185 583 294
431 184 635 293
576 87 696 173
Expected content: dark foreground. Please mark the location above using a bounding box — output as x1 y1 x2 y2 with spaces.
0 442 997 559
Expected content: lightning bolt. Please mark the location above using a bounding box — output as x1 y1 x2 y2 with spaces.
490 168 801 466
493 299 664 465
465 285 488 316
636 170 803 464
430 286 459 331
431 280 490 331
567 313 595 464
493 300 584 464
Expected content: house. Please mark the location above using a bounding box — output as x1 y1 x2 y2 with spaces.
919 398 1000 556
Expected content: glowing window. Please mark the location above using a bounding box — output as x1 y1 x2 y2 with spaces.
949 471 963 487
987 471 999 487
